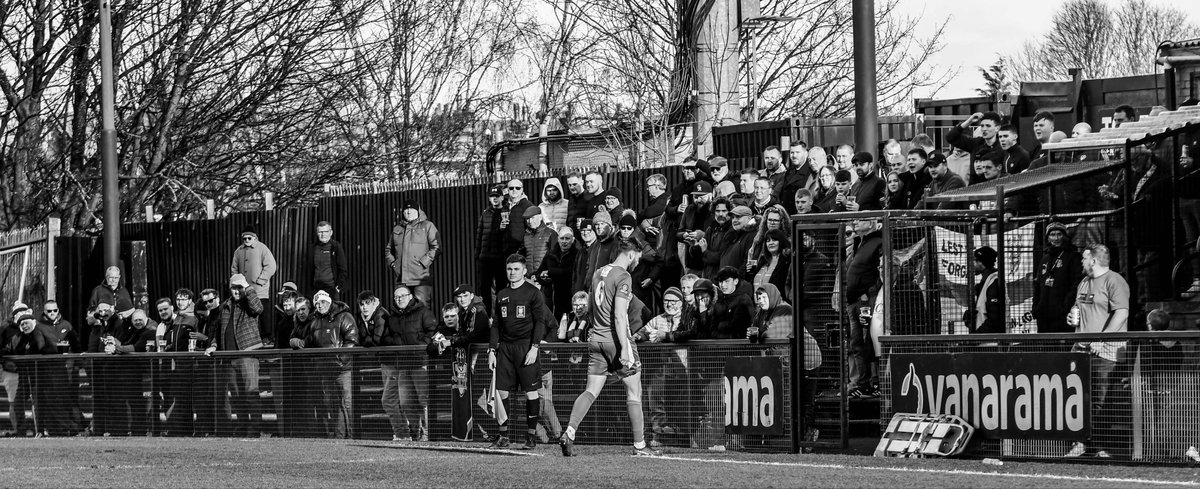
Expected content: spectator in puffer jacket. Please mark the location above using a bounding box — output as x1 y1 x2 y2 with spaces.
536 227 580 320
290 290 358 439
387 200 440 305
373 285 437 441
539 178 569 231
520 206 557 275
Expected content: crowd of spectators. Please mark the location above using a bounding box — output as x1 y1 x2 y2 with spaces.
2 106 1197 459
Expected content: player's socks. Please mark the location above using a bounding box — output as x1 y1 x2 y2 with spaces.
499 397 512 435
566 392 597 437
627 399 646 446
526 398 540 437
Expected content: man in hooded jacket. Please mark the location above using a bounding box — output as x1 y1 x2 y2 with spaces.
539 178 569 231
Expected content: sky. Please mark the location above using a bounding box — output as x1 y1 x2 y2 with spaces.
903 0 1196 99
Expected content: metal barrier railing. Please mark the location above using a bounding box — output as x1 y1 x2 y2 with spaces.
880 332 1200 465
1 341 804 453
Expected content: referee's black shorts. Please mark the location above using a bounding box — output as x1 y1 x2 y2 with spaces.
495 341 542 392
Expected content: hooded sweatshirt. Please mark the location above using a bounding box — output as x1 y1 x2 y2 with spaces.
753 283 794 340
712 280 754 339
539 178 569 231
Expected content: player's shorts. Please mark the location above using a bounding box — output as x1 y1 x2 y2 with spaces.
495 341 542 392
586 340 640 376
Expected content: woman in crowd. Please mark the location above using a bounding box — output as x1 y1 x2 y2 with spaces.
747 204 793 272
882 171 909 210
748 229 792 297
812 165 838 214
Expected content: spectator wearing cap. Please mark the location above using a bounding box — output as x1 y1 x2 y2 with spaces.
290 290 358 439
830 169 854 212
475 183 510 309
686 279 717 338
670 157 711 213
714 181 737 204
708 156 732 188
564 172 592 234
601 187 626 225
539 177 569 231
271 283 300 350
3 305 33 434
313 221 349 301
520 206 557 275
535 226 580 319
387 199 441 306
693 198 733 280
847 152 884 211
1031 222 1083 333
2 312 59 436
711 266 754 339
947 111 1003 184
231 226 278 301
921 152 967 210
676 180 714 276
573 219 599 294
89 265 135 319
719 205 757 274
231 226 277 343
966 246 1003 334
207 273 266 437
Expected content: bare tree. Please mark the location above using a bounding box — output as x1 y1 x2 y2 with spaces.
1008 0 1199 82
737 0 951 121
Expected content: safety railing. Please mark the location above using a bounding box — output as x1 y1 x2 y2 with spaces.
880 331 1200 465
0 341 809 453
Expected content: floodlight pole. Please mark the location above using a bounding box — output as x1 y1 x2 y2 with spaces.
99 0 120 268
852 0 879 154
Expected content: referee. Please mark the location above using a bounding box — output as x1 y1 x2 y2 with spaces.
488 253 551 449
560 240 660 457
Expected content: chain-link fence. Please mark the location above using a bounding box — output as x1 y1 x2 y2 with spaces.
1 341 798 452
880 332 1200 465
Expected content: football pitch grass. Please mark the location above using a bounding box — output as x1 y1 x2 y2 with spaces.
1 437 1199 488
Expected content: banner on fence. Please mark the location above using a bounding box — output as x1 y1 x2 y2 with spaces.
723 357 783 435
933 223 1036 334
890 352 1091 439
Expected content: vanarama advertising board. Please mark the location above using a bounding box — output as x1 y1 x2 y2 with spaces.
890 353 1090 439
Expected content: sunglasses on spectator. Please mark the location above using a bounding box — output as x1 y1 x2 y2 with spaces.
205 298 218 304
620 226 634 231
45 308 58 313
508 186 522 190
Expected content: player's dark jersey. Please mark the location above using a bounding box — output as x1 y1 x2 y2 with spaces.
489 281 548 348
589 264 632 344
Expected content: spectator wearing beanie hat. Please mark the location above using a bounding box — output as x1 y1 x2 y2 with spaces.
1032 221 1083 333
967 246 1003 334
602 187 626 224
388 199 441 305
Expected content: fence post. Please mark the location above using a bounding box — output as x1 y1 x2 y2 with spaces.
46 217 60 301
145 204 155 222
206 199 216 220
994 185 1006 331
264 192 275 211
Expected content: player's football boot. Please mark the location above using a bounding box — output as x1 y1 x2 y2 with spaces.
559 435 575 457
489 435 510 449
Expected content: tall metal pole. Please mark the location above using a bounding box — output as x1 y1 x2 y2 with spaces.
852 0 879 155
99 0 120 268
